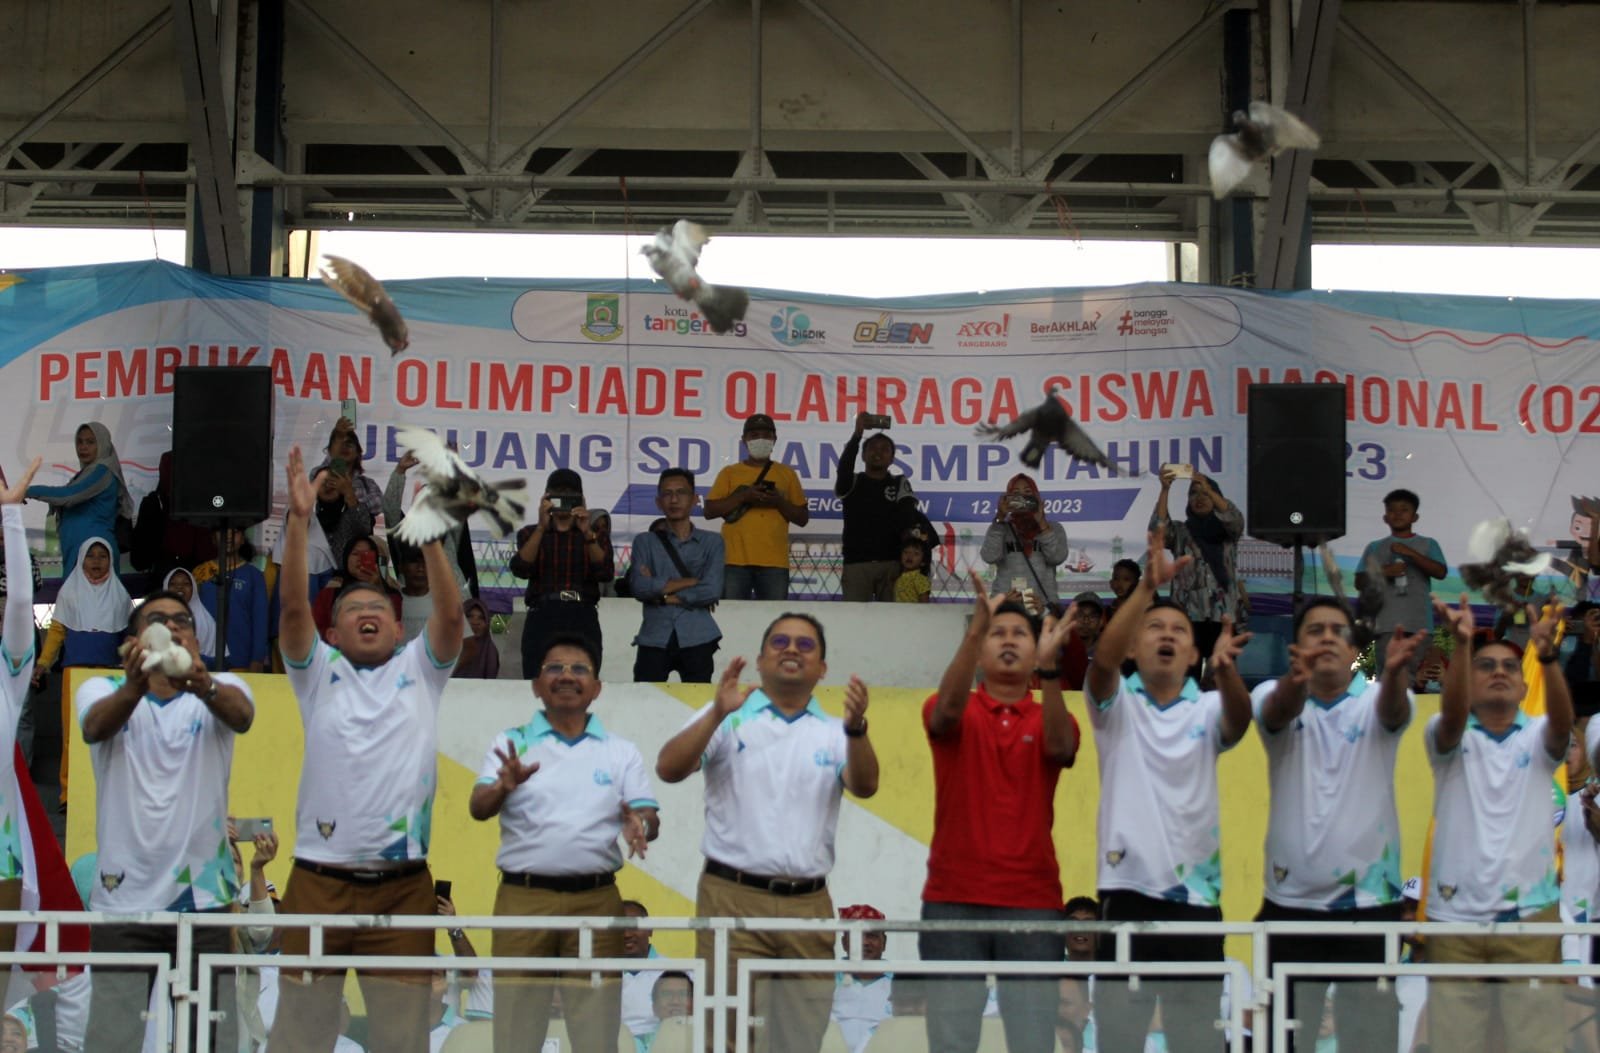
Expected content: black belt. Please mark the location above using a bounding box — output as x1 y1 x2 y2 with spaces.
500 870 616 892
293 858 428 885
527 590 586 607
705 859 826 896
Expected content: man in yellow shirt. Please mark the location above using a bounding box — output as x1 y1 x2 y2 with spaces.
704 414 810 600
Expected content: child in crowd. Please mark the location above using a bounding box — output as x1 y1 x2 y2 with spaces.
194 528 270 672
162 568 218 665
1358 488 1447 679
1108 558 1142 617
893 540 931 603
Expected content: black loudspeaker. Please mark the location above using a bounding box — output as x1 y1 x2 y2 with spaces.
171 367 275 524
1247 383 1346 546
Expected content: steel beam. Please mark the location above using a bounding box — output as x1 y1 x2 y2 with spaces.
795 0 1010 177
1258 0 1341 289
172 0 249 274
0 9 174 167
1523 0 1537 183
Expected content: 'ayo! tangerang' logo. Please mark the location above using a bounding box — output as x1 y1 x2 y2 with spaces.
581 294 624 342
770 306 826 346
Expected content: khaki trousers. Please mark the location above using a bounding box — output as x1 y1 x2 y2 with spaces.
491 881 625 1053
695 870 834 1053
1425 904 1564 1053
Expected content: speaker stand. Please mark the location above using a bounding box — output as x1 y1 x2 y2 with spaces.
213 525 232 674
1291 540 1307 619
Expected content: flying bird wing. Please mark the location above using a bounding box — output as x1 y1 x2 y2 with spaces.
974 407 1039 441
1248 100 1322 153
394 426 462 481
319 255 410 353
1465 518 1511 564
392 486 458 546
1208 135 1254 198
1059 418 1119 474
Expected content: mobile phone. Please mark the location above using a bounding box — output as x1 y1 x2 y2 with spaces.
339 398 358 427
1161 463 1194 479
329 457 351 476
862 413 892 430
434 879 452 901
232 817 273 841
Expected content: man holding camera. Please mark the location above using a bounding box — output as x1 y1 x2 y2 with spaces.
510 467 614 677
706 414 810 601
835 413 936 602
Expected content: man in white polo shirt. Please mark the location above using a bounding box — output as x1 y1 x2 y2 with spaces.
656 612 879 1053
0 458 40 958
469 631 659 1053
1083 527 1253 1053
1424 595 1571 1053
77 587 255 1052
267 446 464 1053
1252 597 1422 1051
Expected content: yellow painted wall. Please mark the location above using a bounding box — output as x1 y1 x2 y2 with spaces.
67 672 1444 966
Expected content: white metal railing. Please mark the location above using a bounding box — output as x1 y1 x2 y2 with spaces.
5 912 1598 1053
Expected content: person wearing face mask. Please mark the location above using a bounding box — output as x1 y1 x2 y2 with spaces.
705 414 810 601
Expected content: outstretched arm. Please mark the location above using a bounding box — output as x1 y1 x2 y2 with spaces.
424 538 465 664
928 570 1004 737
278 447 320 664
657 658 750 782
1431 595 1475 754
1210 615 1253 746
1 458 42 665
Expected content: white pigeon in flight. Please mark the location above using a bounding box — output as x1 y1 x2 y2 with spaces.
640 220 750 335
391 426 528 545
1208 101 1322 198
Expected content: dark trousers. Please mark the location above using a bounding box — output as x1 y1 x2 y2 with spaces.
521 601 602 676
1094 890 1224 1053
84 912 237 1053
633 632 719 683
1257 899 1404 1053
918 901 1065 1053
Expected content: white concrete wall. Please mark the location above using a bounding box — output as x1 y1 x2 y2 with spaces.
499 597 969 687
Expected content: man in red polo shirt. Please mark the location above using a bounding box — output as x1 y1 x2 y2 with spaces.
920 570 1080 1053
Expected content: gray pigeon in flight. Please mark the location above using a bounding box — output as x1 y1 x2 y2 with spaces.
391 426 527 545
640 220 750 335
1209 101 1322 198
319 255 410 354
975 387 1123 474
1460 517 1554 613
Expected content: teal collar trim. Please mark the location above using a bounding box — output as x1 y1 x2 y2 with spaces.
528 711 607 742
1468 709 1528 743
735 688 825 723
1310 671 1368 709
1126 671 1200 710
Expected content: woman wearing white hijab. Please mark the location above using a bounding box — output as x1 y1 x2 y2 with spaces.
26 422 135 575
162 567 219 663
32 537 131 806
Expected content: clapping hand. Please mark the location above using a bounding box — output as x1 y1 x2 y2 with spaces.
0 457 41 505
843 675 869 731
713 657 753 717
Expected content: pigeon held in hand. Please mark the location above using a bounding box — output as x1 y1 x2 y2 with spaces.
1208 101 1322 198
391 426 528 545
1460 518 1553 613
319 255 410 354
975 387 1125 475
137 622 193 678
640 220 750 335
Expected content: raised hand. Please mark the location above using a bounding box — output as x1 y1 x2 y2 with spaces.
490 743 538 795
395 452 419 473
118 634 152 698
1145 525 1193 591
1527 595 1563 657
1210 614 1253 673
287 447 317 519
1282 643 1313 689
620 804 650 859
843 675 869 729
1432 593 1475 645
1037 603 1078 657
714 657 752 716
967 568 1006 636
1384 625 1424 673
0 457 41 505
251 830 279 868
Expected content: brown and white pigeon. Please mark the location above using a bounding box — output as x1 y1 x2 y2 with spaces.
1460 518 1553 613
640 220 750 335
975 387 1124 474
391 426 527 544
1208 101 1322 198
319 255 410 354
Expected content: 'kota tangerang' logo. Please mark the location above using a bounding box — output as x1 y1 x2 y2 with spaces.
581 294 624 342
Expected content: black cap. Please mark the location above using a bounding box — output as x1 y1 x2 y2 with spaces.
546 468 583 495
1071 591 1105 610
743 413 777 435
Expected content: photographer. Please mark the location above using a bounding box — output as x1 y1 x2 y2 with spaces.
980 475 1068 614
836 413 936 602
509 468 614 676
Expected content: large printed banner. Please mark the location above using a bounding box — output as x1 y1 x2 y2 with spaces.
2 261 1597 598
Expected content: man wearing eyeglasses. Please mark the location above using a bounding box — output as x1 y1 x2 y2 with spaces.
1422 596 1571 1053
628 468 725 683
656 613 878 1053
1251 598 1422 1053
266 446 465 1053
470 632 659 1053
75 580 255 1053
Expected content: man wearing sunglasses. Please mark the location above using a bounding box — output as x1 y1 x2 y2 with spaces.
657 613 878 1053
267 446 465 1053
470 632 659 1053
1421 595 1572 1053
1250 598 1421 1052
75 583 255 1053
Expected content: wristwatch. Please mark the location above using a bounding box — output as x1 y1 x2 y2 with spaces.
202 681 220 703
843 720 868 738
447 928 465 941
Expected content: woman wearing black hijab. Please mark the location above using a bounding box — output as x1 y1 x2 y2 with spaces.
1150 467 1245 681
